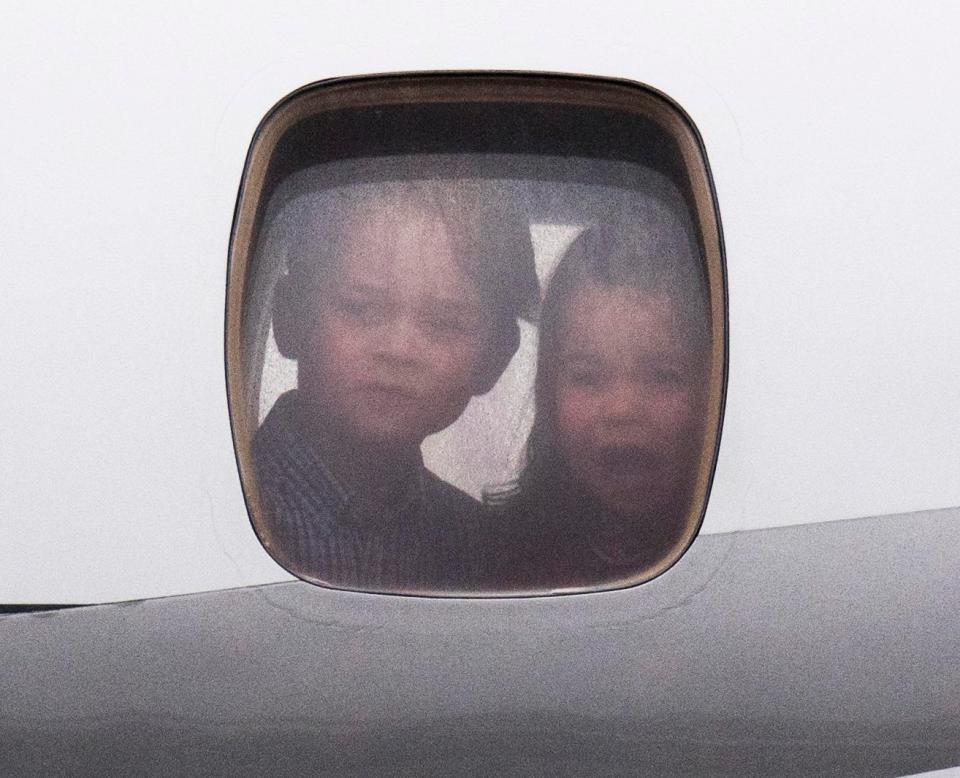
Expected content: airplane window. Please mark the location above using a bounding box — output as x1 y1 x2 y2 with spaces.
226 74 726 597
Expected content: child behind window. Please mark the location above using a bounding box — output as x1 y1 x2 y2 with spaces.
254 179 539 594
488 220 710 591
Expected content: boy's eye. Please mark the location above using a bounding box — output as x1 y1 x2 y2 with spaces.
331 295 389 324
422 311 470 337
419 301 478 338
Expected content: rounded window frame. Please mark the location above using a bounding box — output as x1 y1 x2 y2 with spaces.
225 71 728 597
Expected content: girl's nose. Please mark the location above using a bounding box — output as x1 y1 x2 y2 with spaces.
603 378 648 423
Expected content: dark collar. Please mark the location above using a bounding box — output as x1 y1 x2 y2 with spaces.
262 390 429 530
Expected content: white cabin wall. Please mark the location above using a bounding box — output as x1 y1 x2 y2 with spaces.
2 2 958 601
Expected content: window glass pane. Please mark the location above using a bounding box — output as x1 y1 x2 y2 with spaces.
227 76 725 597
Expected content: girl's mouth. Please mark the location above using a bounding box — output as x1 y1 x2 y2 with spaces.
595 444 662 473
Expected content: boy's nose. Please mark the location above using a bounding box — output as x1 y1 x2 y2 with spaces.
376 314 425 365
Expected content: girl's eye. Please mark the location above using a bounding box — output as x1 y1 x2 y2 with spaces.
632 359 684 386
565 367 605 389
653 368 684 385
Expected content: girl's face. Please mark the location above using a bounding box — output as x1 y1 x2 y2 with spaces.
554 282 705 518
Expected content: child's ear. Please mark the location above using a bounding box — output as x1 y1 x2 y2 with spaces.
271 274 302 360
472 321 520 396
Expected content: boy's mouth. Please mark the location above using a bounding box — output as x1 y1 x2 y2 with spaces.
354 381 421 403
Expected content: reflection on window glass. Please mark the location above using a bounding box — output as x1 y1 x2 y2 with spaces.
237 151 718 596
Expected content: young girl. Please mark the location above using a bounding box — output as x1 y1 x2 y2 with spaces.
488 221 711 592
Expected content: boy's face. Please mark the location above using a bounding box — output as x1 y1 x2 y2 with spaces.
554 283 706 518
295 204 492 451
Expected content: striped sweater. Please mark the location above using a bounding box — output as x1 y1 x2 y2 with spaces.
251 391 486 595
